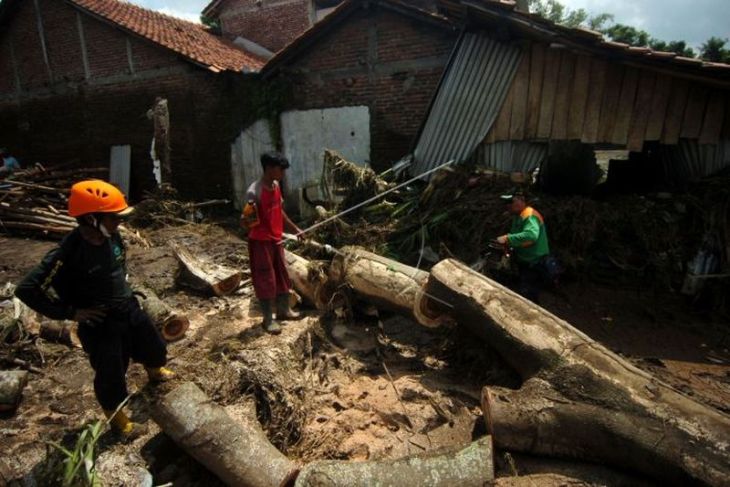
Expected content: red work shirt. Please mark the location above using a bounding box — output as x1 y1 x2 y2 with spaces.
247 181 284 242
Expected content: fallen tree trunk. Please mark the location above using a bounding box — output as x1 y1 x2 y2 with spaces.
425 259 730 486
152 381 297 487
284 249 330 310
331 246 448 327
135 286 189 342
170 242 242 296
295 436 494 486
0 370 29 413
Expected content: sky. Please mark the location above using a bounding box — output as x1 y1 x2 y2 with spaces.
132 0 729 49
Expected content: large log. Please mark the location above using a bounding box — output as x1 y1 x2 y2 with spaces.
135 286 189 342
295 436 494 486
151 381 297 487
284 249 330 310
330 246 448 327
425 259 730 486
170 242 242 296
0 370 29 413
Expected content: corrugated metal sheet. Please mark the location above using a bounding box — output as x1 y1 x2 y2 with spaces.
472 140 547 173
660 139 730 181
412 33 523 175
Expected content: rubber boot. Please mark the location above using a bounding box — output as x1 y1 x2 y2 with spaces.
104 409 148 442
276 293 302 321
261 299 281 334
145 366 175 383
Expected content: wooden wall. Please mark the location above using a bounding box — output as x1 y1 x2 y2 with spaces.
486 42 730 151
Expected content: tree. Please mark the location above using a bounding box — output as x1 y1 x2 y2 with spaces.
700 37 730 63
603 24 651 46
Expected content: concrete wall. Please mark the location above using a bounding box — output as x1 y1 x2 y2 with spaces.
0 0 245 200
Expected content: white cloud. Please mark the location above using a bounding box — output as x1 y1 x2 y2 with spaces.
154 7 201 23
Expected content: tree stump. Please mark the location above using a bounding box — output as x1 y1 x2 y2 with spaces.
135 286 189 342
170 242 242 296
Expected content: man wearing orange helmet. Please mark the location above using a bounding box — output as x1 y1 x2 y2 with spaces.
15 180 174 440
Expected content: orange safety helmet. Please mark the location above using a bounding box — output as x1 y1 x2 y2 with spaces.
68 180 133 217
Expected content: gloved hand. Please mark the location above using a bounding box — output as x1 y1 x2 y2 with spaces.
73 307 107 325
496 235 508 245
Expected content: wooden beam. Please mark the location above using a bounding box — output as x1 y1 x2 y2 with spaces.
537 48 561 139
611 67 640 146
581 58 608 144
525 43 545 139
627 69 657 152
681 84 709 139
645 74 672 141
567 54 591 140
76 12 91 80
698 90 726 145
509 50 530 141
551 51 575 141
662 78 690 144
598 64 624 143
32 0 53 82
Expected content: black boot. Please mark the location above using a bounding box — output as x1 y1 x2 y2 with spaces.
261 299 281 334
276 293 302 321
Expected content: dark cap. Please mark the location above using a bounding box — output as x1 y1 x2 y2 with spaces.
260 151 290 169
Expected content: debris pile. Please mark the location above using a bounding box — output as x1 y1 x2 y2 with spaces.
0 163 108 238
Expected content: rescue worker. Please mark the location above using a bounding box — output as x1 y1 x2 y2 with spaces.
240 152 303 334
15 180 174 440
496 189 550 302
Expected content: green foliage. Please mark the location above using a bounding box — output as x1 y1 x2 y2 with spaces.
700 37 730 63
603 23 651 47
48 421 105 487
240 78 293 149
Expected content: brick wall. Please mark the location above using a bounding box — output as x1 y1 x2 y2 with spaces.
218 0 312 52
276 7 457 169
0 0 246 201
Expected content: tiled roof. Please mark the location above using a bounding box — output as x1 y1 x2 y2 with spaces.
444 0 730 81
69 0 265 73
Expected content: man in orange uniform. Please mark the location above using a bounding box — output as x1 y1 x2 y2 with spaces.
15 180 174 440
241 152 304 334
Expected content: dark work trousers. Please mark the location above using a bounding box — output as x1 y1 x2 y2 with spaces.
76 298 167 411
248 239 292 301
517 261 543 303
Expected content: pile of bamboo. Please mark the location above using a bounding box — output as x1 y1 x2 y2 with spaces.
0 163 108 238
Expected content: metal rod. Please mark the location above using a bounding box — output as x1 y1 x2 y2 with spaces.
297 159 455 237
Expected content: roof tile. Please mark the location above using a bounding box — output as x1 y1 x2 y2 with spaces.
69 0 265 73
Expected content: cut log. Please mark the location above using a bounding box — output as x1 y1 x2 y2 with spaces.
425 259 730 486
170 242 242 296
284 249 331 310
295 436 494 486
0 370 29 413
151 381 297 487
330 246 448 327
135 286 189 342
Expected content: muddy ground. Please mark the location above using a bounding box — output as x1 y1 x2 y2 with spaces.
1 223 729 486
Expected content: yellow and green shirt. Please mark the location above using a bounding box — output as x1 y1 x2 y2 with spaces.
507 207 550 265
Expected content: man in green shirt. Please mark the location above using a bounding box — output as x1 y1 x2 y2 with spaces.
496 190 550 302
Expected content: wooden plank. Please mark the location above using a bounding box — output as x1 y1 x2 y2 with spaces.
611 67 640 146
493 83 515 142
598 64 625 143
537 48 562 139
551 52 576 140
627 70 657 152
645 74 672 141
567 54 591 140
680 84 709 139
509 50 531 140
525 43 545 139
661 78 690 144
582 58 608 144
698 90 726 145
